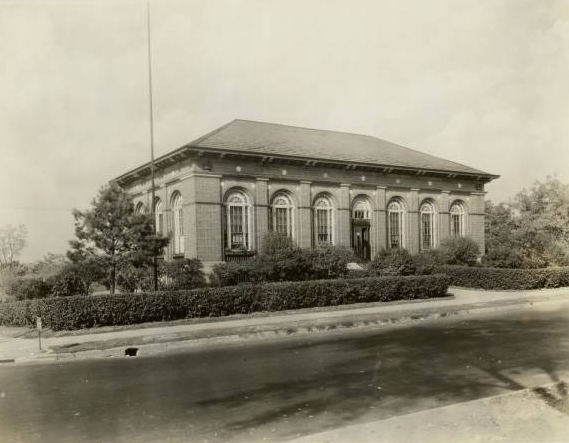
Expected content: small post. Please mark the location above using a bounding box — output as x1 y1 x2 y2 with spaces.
36 316 42 351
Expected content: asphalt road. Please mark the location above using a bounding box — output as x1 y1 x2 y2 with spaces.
1 301 568 443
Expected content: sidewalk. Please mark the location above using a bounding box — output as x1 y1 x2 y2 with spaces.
289 381 569 443
1 286 569 364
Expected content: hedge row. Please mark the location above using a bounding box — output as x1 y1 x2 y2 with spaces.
0 274 450 331
436 265 569 290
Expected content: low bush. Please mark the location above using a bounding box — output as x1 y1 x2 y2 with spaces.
0 274 450 331
369 248 419 276
210 235 354 286
5 277 52 301
436 265 569 290
438 237 480 266
161 258 207 290
209 261 256 287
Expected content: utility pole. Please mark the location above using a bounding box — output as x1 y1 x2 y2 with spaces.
147 3 158 291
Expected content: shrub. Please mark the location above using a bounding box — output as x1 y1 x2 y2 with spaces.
481 246 524 269
369 248 418 276
209 261 255 287
161 258 206 290
438 237 480 266
48 264 91 297
414 249 447 275
211 239 353 286
260 231 298 257
302 246 354 280
436 265 569 290
5 277 51 301
0 274 450 330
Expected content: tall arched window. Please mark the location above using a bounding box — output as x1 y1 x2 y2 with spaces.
134 202 146 215
171 193 184 255
388 199 405 248
450 202 465 237
226 191 252 250
314 195 334 247
420 201 436 250
154 199 163 235
271 193 294 238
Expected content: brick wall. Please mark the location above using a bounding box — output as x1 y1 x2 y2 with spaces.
126 156 489 263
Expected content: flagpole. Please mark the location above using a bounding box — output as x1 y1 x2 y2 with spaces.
147 2 158 291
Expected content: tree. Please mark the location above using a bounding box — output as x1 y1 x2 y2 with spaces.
69 182 169 294
0 224 27 267
483 201 523 268
483 177 569 268
513 177 569 267
29 253 67 279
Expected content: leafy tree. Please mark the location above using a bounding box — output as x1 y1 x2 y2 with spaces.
0 224 27 267
484 177 569 268
512 177 569 267
69 183 169 294
29 253 67 279
483 201 523 268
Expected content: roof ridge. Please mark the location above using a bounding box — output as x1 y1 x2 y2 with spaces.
233 118 376 140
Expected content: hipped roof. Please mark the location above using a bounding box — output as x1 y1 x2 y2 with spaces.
115 119 499 185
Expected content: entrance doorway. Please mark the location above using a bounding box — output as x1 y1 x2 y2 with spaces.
352 221 371 261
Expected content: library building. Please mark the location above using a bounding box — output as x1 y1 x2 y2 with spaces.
114 119 498 269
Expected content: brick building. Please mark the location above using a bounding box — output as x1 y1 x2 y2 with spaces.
114 120 498 268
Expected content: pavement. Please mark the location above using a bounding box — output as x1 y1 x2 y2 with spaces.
1 286 569 442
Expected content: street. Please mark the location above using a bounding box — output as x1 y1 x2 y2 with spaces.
1 301 568 443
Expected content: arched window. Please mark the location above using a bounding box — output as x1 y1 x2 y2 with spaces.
388 200 405 248
271 193 294 238
314 195 334 247
134 202 146 215
450 202 465 237
420 201 436 250
171 193 184 254
226 191 252 250
154 199 163 235
352 199 371 220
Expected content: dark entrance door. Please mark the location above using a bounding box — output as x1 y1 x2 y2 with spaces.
352 221 371 261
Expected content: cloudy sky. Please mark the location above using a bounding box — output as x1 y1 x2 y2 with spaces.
1 0 568 262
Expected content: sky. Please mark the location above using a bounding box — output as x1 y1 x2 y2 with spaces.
0 0 568 263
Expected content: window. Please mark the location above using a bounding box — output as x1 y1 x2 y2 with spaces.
352 199 371 220
314 195 334 247
271 193 294 238
154 199 163 235
388 200 404 248
227 191 252 250
171 193 184 254
134 202 146 214
420 201 436 250
450 202 465 237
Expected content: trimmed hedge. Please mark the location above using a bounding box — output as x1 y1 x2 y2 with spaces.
0 274 450 331
436 265 569 290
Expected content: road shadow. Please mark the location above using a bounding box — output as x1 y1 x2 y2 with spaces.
192 310 569 441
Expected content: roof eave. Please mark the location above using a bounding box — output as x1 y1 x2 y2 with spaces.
113 145 499 186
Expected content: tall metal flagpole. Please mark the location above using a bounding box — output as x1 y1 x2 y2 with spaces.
147 3 158 291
